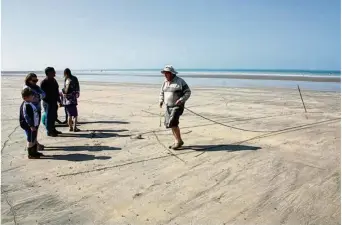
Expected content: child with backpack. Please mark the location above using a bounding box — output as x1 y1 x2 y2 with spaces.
23 72 45 150
19 88 44 159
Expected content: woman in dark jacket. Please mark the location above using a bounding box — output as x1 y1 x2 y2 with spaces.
23 73 46 150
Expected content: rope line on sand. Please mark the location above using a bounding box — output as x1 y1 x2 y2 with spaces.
130 109 339 138
57 117 338 177
184 107 279 133
152 131 186 163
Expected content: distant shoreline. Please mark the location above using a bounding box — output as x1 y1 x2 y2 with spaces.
1 68 341 74
2 75 340 92
2 73 340 83
128 73 341 83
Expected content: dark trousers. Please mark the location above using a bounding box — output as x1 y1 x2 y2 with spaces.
42 102 57 133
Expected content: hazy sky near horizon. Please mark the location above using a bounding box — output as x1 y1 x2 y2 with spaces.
1 0 341 70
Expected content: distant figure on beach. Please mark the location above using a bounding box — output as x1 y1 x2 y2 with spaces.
23 73 46 150
159 65 191 149
40 67 62 137
19 88 44 159
62 68 80 132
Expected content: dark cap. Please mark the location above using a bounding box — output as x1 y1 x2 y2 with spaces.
45 67 55 75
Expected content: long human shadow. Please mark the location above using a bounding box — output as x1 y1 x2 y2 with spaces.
58 132 130 139
85 129 129 133
78 120 129 125
41 153 111 162
44 145 121 152
181 144 261 152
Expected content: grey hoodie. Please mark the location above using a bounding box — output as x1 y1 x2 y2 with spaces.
159 75 191 107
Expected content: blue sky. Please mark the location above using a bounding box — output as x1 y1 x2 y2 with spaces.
1 0 341 70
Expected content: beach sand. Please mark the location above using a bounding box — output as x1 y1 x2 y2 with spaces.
1 76 340 225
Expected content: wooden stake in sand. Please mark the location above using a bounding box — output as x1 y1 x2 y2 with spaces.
297 85 307 113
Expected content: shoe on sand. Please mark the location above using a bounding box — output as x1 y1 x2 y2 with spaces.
37 143 45 151
28 154 41 159
47 132 58 137
54 130 62 134
27 146 41 159
73 128 80 132
34 144 44 157
36 152 44 157
56 119 63 124
169 140 184 150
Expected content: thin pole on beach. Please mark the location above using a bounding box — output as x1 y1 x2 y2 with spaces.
297 85 307 113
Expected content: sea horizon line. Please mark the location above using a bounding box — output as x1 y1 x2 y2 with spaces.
1 68 341 73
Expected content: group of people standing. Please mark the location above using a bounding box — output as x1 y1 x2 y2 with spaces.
19 64 191 159
19 67 80 159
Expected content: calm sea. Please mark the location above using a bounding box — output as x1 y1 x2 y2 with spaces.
2 69 341 92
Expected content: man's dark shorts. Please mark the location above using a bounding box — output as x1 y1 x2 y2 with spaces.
165 106 184 128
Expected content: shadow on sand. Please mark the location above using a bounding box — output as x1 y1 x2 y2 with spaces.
58 132 130 139
78 120 130 125
182 144 261 152
41 153 111 162
44 145 121 152
85 129 129 133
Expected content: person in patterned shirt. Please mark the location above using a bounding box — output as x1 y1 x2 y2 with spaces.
62 68 80 132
